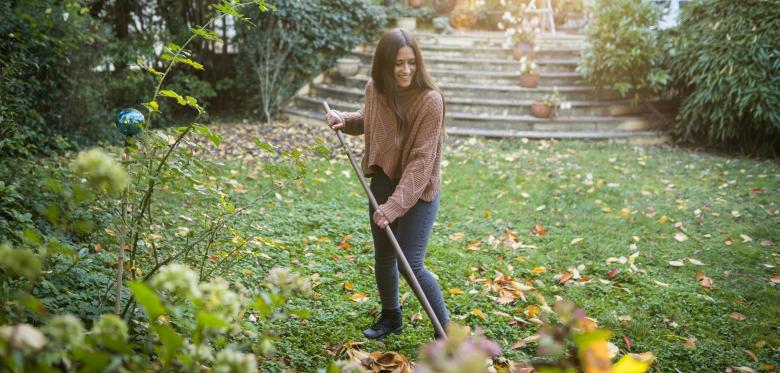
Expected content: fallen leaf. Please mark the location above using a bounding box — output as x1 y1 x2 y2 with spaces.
337 234 352 250
534 224 549 236
511 339 526 350
688 258 705 265
683 337 697 349
558 271 573 284
618 315 632 322
240 268 252 276
740 234 753 243
745 349 758 362
654 280 670 288
570 237 584 245
669 260 685 267
607 268 618 280
343 281 354 291
623 335 633 351
471 309 487 320
725 237 734 245
695 273 713 289
770 274 780 285
674 232 688 242
349 292 368 303
729 312 747 321
467 240 482 251
532 266 546 274
448 288 464 295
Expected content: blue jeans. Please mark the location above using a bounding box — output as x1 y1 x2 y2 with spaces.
369 170 450 326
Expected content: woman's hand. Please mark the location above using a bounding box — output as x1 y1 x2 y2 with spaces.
325 110 344 131
372 209 390 229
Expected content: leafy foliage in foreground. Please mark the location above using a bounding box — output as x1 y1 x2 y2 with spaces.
669 0 780 154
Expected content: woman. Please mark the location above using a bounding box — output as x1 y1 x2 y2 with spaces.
325 28 450 340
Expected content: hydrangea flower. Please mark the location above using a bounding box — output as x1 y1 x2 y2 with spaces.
43 314 85 347
71 148 128 194
151 263 202 300
213 348 257 373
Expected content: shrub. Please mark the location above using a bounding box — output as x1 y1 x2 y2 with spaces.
669 0 780 154
578 0 670 105
233 0 386 123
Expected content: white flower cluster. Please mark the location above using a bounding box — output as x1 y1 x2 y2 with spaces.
560 102 573 110
71 148 129 194
185 342 215 362
213 348 257 373
43 314 85 347
200 278 242 322
91 314 128 346
518 57 539 75
151 263 202 299
265 267 313 297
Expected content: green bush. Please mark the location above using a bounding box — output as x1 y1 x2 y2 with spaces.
233 0 386 122
0 1 121 157
578 0 670 105
669 0 780 154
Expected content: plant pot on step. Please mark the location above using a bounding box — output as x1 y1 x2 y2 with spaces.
531 102 553 118
396 16 417 30
433 0 457 15
336 58 360 78
520 73 540 88
408 0 423 8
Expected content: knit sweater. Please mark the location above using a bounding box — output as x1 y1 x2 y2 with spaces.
337 79 444 224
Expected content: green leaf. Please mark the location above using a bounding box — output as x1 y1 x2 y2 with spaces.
143 101 160 113
191 26 223 42
159 90 187 105
153 324 183 367
193 124 221 147
128 281 166 319
253 137 277 154
288 308 311 318
175 56 204 70
22 227 43 246
196 311 230 330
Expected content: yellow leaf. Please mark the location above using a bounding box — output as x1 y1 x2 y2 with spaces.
240 268 253 276
448 288 464 295
343 281 354 291
105 228 116 237
532 266 546 274
471 309 487 320
449 232 465 241
570 237 584 245
349 292 368 303
613 352 654 373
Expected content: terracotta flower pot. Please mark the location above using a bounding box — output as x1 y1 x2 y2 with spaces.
520 73 540 88
408 0 423 8
433 0 457 15
531 102 553 118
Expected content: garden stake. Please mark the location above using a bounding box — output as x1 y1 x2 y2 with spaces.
323 101 447 340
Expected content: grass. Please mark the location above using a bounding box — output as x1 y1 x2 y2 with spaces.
218 137 780 372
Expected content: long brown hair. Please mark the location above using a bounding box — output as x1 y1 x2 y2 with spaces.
371 28 445 143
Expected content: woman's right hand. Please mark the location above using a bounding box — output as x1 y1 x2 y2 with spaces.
325 110 345 131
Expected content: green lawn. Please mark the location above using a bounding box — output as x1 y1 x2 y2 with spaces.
223 136 779 372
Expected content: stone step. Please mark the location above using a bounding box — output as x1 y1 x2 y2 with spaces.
287 98 657 133
283 107 661 137
359 43 581 59
445 127 671 144
414 31 587 47
330 69 584 87
312 80 619 101
298 88 640 117
350 52 579 73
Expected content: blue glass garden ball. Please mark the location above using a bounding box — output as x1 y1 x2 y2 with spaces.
115 108 145 136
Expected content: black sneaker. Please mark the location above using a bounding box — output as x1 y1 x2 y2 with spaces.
363 307 403 339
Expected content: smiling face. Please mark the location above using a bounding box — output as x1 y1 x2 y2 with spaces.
394 46 417 89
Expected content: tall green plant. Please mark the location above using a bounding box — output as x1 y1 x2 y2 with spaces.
669 0 780 154
578 0 670 105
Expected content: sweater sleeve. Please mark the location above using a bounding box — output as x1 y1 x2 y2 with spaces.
338 81 372 136
379 91 443 223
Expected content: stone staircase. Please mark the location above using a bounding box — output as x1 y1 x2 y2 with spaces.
282 30 670 143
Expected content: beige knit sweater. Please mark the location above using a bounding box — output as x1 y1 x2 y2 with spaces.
338 80 444 223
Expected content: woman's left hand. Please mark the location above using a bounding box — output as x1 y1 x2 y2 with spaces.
373 209 390 229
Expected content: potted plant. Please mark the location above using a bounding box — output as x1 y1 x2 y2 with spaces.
450 1 479 29
336 58 361 78
518 57 540 88
531 88 569 118
499 11 539 60
409 0 423 8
